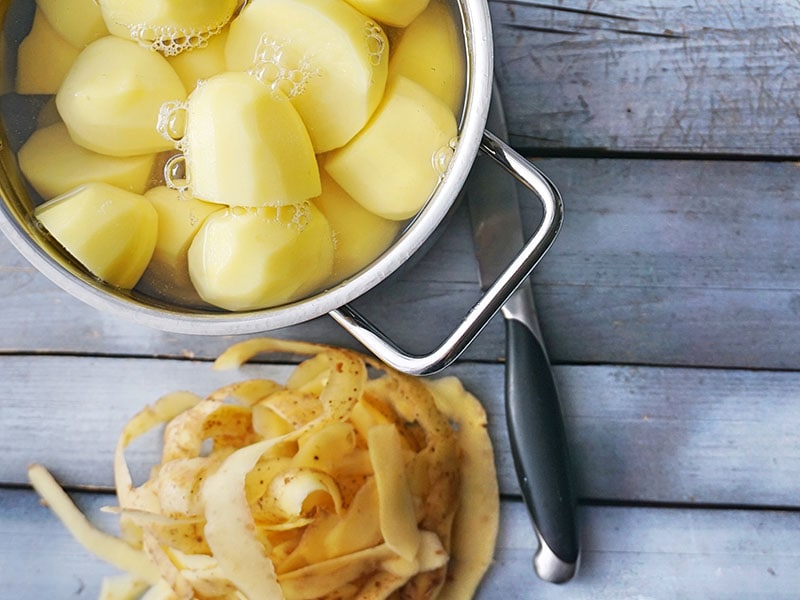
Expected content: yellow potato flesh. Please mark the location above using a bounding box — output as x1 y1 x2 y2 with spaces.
19 123 156 200
56 36 187 157
225 0 389 153
37 0 109 48
137 186 221 306
16 9 80 95
98 0 239 55
389 0 466 115
312 170 401 280
30 340 499 599
423 377 500 600
34 182 158 289
16 0 467 313
343 0 430 27
184 71 320 207
187 203 334 311
167 29 228 92
324 76 457 220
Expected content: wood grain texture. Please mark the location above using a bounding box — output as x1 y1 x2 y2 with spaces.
490 0 800 155
2 158 799 370
4 356 800 507
4 489 799 599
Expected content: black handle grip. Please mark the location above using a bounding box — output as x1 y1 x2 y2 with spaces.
505 316 579 582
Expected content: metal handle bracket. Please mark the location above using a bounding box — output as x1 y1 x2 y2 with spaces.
329 130 564 375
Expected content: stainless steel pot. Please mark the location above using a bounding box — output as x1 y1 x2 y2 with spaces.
0 0 563 374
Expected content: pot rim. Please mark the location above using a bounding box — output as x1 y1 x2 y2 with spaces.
0 0 494 335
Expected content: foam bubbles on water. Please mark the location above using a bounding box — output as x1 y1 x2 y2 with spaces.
432 136 459 178
164 154 190 196
249 35 317 100
128 23 222 56
276 202 311 231
365 22 386 67
157 100 188 149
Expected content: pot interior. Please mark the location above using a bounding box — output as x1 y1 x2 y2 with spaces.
0 0 492 334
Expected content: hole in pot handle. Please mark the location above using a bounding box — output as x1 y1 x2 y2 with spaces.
329 130 564 375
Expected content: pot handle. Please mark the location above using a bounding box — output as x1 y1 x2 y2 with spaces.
329 130 563 375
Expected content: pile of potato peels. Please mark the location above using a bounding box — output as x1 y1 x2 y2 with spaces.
30 338 499 599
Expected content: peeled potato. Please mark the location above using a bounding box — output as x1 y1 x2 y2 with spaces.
138 186 221 306
324 76 457 220
56 36 187 157
167 29 228 92
389 0 466 115
37 0 109 48
98 0 239 55
226 0 389 153
19 123 156 200
34 182 158 289
312 170 401 280
187 203 334 311
16 9 80 95
343 0 429 27
183 71 319 207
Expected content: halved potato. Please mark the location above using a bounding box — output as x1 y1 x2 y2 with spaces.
34 182 158 289
226 0 389 152
343 0 429 27
187 203 334 310
167 29 228 92
19 123 156 200
98 0 239 55
389 0 466 115
37 0 108 48
312 170 401 280
138 186 221 306
56 36 186 157
182 71 319 207
324 76 457 220
16 8 80 95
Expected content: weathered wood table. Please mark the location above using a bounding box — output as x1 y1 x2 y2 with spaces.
3 1 800 597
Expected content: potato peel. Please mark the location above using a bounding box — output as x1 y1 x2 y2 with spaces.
28 338 498 599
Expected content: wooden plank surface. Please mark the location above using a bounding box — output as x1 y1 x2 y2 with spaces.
4 356 800 507
5 489 800 599
2 0 800 597
491 0 800 156
2 157 799 370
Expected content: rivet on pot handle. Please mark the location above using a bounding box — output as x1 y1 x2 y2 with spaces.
329 130 564 376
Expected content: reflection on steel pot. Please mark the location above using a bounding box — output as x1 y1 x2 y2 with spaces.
0 0 562 374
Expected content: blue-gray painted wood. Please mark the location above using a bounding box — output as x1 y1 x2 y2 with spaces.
4 489 800 599
491 0 800 155
3 356 800 507
2 157 799 370
2 1 800 596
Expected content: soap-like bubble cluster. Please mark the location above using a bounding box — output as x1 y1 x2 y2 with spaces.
156 100 188 148
249 35 317 99
229 203 312 232
277 201 312 231
432 136 459 178
128 23 224 56
365 22 386 67
163 154 190 196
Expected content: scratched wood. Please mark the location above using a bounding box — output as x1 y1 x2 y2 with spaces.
490 0 800 155
4 356 800 507
2 157 799 370
2 1 800 596
4 490 800 599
